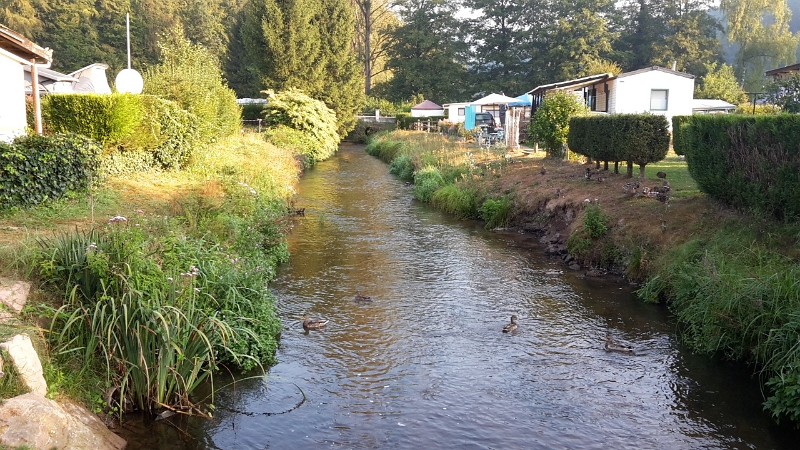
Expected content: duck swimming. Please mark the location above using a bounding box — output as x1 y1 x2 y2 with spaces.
604 335 634 353
302 315 329 330
354 291 372 302
502 315 518 333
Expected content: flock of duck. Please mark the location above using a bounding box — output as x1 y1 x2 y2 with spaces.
302 297 635 354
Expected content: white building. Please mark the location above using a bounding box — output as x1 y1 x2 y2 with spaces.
0 24 52 142
443 102 470 123
410 100 444 117
527 66 695 128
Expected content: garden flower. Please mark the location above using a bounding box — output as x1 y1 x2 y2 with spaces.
109 215 128 224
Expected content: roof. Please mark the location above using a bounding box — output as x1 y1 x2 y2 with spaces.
24 66 78 83
692 99 736 110
411 100 443 110
69 63 109 77
527 73 611 95
472 93 520 105
616 66 695 80
765 63 800 77
0 24 52 64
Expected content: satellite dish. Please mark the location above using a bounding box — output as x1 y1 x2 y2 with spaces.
116 68 143 94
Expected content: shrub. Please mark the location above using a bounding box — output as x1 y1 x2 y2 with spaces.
241 103 265 121
430 184 480 219
389 154 415 181
481 197 513 229
681 114 800 221
671 115 690 156
42 93 142 145
262 125 327 166
364 134 407 163
121 95 202 170
262 89 340 162
360 96 403 116
0 134 101 208
143 26 240 142
413 166 445 202
530 90 589 158
569 114 670 178
583 204 609 238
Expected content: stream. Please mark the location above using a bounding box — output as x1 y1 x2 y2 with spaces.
122 143 800 449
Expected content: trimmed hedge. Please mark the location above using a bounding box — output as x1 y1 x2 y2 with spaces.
0 134 101 208
568 114 670 178
681 114 800 221
395 114 446 130
671 115 690 156
42 94 142 145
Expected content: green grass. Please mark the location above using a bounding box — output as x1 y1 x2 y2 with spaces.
645 150 700 198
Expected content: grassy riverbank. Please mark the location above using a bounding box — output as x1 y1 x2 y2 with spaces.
0 133 301 414
366 130 800 424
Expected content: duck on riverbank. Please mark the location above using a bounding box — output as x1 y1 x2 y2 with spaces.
354 292 372 302
302 315 329 330
502 315 518 333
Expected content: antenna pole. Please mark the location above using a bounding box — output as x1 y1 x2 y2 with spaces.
126 13 131 70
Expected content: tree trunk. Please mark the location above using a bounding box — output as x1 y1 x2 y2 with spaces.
614 161 619 174
626 161 633 178
603 161 609 171
639 163 647 180
595 160 600 169
364 0 372 95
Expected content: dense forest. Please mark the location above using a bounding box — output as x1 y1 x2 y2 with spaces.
1 0 799 106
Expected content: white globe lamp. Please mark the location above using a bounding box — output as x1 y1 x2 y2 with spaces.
115 68 143 94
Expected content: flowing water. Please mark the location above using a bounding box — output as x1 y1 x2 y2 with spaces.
123 143 800 449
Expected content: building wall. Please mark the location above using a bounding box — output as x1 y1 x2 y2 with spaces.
445 104 469 123
410 108 445 118
611 70 694 127
0 52 26 142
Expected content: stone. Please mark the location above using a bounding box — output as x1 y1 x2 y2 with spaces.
0 278 31 314
0 278 30 324
585 269 604 277
0 334 47 396
0 393 126 450
569 263 581 271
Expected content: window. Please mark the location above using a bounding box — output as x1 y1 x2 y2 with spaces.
457 107 465 116
650 89 669 110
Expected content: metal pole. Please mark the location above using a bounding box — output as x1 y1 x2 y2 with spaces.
126 13 131 70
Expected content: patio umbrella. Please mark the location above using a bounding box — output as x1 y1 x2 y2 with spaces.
472 93 522 105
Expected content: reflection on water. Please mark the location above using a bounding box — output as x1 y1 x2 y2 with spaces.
120 143 800 449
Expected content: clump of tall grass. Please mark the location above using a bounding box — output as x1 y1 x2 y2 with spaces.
638 226 800 422
389 154 415 181
430 184 480 219
481 197 513 229
413 166 445 202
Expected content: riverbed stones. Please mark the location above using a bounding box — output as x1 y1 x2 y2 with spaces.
0 334 47 396
0 392 127 450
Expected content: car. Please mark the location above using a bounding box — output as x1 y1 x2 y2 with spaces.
474 112 496 130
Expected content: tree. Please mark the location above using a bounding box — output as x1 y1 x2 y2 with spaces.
462 0 533 95
721 0 800 91
0 0 43 37
530 90 589 158
694 62 748 104
374 0 467 103
143 26 240 141
615 0 720 76
352 0 398 94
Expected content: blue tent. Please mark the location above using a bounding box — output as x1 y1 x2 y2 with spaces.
508 94 531 107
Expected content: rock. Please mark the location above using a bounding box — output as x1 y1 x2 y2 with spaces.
0 393 126 450
0 334 47 396
0 278 30 324
585 269 604 277
569 263 581 271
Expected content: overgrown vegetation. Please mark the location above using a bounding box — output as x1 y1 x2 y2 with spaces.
261 89 340 164
638 222 800 423
0 133 300 418
529 91 588 158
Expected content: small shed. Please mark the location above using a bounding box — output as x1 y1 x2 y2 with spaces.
692 99 736 114
0 24 52 141
443 102 471 123
410 100 444 117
